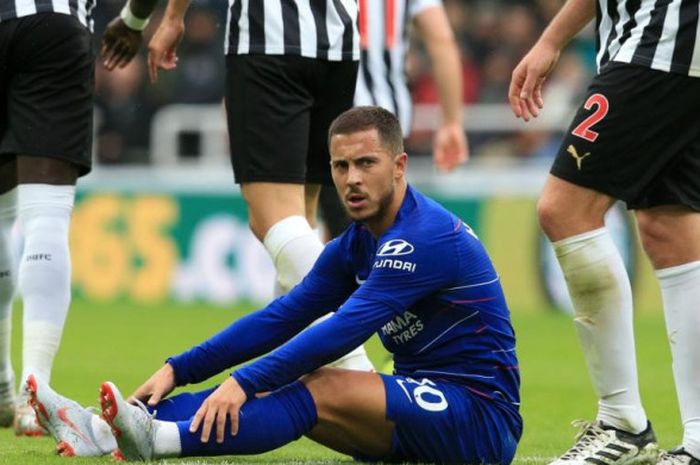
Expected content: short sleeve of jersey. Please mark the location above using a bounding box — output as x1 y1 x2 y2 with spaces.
409 0 442 17
351 224 458 314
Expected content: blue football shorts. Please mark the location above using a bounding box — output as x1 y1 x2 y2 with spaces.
362 374 520 464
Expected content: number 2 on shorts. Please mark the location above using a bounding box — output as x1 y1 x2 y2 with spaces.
572 93 609 142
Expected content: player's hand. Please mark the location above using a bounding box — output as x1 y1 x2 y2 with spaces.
130 363 177 407
508 41 560 121
147 17 184 83
189 376 247 443
433 122 468 172
101 17 143 71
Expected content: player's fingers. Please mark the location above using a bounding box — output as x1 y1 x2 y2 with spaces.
521 68 542 118
104 43 125 70
534 77 546 108
229 406 239 436
508 73 524 118
147 389 163 407
215 408 227 443
99 40 111 60
147 50 159 83
200 408 217 443
109 50 128 69
128 384 148 403
189 404 206 434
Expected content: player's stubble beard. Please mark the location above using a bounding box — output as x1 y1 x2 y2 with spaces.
343 182 395 226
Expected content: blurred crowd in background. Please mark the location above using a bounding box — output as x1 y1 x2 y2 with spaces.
93 0 596 167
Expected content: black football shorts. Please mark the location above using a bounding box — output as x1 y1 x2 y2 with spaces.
225 54 358 186
0 13 94 176
551 62 700 210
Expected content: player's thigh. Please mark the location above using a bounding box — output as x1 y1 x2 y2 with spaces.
225 55 312 184
0 13 93 179
306 60 358 186
550 62 700 208
379 374 520 465
303 368 393 458
240 182 306 238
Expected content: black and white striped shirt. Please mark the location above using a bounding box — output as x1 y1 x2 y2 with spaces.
224 0 359 61
597 0 700 77
0 0 95 30
354 0 440 136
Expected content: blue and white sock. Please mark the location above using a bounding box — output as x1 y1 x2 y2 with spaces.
173 380 317 457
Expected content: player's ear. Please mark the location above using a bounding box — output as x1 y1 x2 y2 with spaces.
394 152 408 179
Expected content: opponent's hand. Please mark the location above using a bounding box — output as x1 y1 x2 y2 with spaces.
433 122 468 172
509 41 560 121
189 376 247 443
147 18 184 83
101 17 143 71
130 363 177 407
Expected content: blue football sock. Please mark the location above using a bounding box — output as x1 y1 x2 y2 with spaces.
151 387 217 421
177 380 317 456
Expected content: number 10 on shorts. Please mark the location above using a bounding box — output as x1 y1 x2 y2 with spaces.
396 378 449 412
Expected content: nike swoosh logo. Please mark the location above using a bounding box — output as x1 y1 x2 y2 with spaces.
57 407 93 445
355 275 366 285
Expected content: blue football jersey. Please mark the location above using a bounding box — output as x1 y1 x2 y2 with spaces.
168 186 520 421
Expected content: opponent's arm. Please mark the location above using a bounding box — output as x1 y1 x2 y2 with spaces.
509 0 596 121
414 5 468 171
101 0 159 70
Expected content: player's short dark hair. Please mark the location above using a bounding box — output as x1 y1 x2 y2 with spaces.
328 106 404 155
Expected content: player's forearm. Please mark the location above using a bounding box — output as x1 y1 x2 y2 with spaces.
232 308 381 398
167 300 315 386
427 38 463 126
538 0 596 50
418 7 464 126
162 0 191 21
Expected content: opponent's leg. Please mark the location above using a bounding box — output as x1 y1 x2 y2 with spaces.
14 156 77 435
0 159 17 427
637 207 700 462
539 176 655 465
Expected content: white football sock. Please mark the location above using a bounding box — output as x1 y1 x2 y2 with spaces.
657 261 700 458
153 420 181 457
0 188 17 385
553 227 647 433
17 184 75 384
90 414 118 452
264 216 374 371
263 215 324 295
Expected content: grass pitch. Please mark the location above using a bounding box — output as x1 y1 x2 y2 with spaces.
0 299 680 465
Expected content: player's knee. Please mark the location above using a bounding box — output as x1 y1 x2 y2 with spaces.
636 212 677 268
536 195 566 239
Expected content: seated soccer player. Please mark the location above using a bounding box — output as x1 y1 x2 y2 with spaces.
26 106 522 463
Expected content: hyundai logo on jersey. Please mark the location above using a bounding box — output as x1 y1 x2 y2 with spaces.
377 239 414 257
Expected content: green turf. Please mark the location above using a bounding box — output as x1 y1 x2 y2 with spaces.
0 300 680 464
